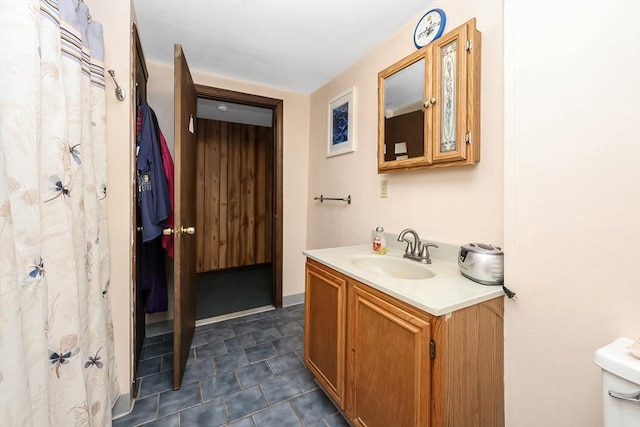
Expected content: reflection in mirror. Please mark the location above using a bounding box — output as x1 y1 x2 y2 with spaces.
383 58 425 162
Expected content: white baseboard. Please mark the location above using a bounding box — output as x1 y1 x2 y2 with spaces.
283 292 304 307
111 392 133 420
195 305 275 327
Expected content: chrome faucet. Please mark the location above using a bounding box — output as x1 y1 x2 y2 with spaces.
397 228 439 264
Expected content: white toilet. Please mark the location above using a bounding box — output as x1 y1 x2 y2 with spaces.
594 337 640 427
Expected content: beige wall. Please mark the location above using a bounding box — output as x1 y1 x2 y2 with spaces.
306 0 504 250
85 0 135 396
504 1 640 426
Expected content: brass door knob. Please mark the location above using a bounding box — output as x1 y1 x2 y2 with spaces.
162 226 195 236
181 226 195 235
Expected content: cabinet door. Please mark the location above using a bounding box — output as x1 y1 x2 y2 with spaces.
431 21 469 163
304 262 347 407
350 285 431 427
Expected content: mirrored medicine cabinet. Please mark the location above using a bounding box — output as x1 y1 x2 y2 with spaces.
378 18 482 173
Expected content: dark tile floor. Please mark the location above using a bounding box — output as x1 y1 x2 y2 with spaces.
113 304 349 427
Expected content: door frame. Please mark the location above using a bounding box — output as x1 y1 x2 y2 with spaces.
194 85 283 308
131 22 148 397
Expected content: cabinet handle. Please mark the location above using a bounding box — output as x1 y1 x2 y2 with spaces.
608 390 640 403
423 98 437 109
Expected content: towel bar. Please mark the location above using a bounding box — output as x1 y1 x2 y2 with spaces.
313 194 351 205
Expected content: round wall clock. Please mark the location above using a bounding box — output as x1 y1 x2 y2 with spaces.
413 8 446 49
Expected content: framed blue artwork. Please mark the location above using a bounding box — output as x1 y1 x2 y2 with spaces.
327 87 356 157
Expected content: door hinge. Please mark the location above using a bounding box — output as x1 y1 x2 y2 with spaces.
466 40 473 52
430 339 436 359
465 131 471 144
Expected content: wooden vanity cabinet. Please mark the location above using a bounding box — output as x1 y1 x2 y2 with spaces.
304 259 504 427
304 261 347 407
349 284 432 427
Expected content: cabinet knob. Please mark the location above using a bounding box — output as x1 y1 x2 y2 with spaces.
423 100 430 109
430 97 437 104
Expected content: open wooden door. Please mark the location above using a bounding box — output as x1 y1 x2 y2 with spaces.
172 44 198 390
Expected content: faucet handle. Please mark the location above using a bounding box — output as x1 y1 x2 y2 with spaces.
419 242 439 263
399 237 413 254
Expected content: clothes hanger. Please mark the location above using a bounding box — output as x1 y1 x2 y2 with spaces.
78 0 92 23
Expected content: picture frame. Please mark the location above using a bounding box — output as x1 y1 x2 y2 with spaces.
327 87 356 157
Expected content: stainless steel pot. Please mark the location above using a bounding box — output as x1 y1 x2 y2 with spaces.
458 243 504 285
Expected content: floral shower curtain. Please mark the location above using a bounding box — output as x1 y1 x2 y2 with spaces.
0 0 119 425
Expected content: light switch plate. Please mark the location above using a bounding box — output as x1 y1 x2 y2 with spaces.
380 180 388 198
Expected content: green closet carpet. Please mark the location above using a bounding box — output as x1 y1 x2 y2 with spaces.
195 263 273 320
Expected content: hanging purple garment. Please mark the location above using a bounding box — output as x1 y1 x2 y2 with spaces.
136 102 170 312
139 236 168 313
137 102 170 242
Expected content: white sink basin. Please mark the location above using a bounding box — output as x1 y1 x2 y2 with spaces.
350 255 436 280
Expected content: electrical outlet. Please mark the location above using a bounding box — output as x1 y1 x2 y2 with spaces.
380 180 388 198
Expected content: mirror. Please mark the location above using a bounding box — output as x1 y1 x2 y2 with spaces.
377 18 482 173
378 53 430 172
383 58 425 161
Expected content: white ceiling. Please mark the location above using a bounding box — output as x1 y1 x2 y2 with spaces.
197 98 274 126
133 0 432 94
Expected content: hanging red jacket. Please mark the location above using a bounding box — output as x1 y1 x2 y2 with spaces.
150 108 175 258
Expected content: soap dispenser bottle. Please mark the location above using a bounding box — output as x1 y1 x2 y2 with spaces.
372 226 387 255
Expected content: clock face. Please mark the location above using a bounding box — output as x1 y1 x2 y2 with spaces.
414 9 446 49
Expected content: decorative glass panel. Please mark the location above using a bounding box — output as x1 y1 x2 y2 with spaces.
440 40 457 153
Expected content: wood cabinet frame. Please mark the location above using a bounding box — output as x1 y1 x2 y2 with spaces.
305 258 504 427
304 262 347 407
378 18 481 173
348 284 431 427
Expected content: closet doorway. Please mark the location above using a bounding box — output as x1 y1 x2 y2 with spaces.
193 86 283 320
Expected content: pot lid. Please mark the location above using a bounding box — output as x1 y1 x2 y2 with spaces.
460 243 503 255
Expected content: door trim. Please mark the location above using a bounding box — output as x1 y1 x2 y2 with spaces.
194 85 283 308
131 22 148 396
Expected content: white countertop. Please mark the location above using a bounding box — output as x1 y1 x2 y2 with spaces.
303 244 505 316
